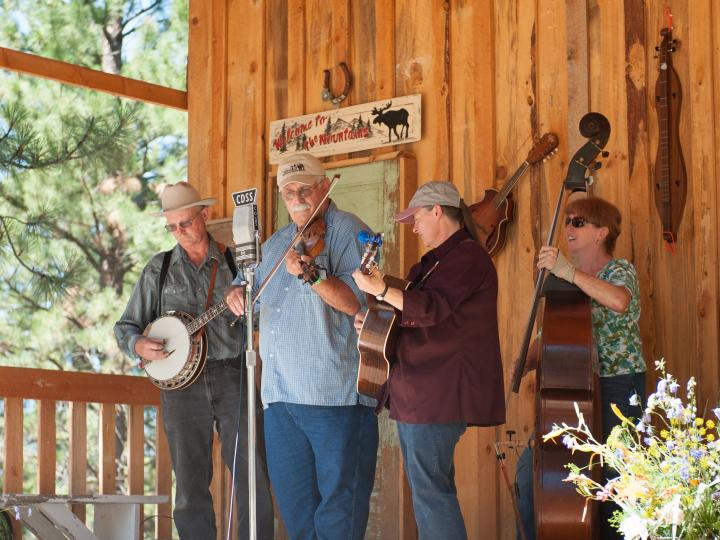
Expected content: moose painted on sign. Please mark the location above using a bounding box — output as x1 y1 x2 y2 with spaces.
371 101 410 143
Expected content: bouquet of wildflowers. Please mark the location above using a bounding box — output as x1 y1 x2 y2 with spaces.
543 360 720 540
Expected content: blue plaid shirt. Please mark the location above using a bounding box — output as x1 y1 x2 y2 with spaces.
235 201 373 407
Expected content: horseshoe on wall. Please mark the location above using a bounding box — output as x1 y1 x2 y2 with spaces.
322 62 352 107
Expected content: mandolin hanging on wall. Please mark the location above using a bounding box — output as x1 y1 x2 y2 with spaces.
653 22 687 245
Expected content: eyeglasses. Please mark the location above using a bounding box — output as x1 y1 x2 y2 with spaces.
564 216 594 228
280 182 320 201
165 209 203 232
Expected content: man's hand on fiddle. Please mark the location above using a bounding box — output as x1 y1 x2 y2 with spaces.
351 266 385 297
135 337 171 363
286 249 313 278
224 285 246 316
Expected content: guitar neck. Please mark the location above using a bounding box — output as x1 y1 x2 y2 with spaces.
186 300 229 334
492 161 531 207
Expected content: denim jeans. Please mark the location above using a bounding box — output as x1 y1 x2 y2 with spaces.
263 402 378 540
161 359 274 540
397 421 468 540
514 372 646 540
515 445 535 540
599 372 646 540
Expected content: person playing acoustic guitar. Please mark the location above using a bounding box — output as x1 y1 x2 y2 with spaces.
114 182 274 539
352 180 505 540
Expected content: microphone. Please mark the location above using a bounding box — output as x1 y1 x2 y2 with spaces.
232 203 261 268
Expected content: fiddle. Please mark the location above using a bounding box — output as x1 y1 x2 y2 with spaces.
296 216 327 284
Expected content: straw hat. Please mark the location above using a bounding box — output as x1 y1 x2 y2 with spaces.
150 182 215 217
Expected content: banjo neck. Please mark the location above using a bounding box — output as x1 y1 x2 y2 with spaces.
184 300 229 335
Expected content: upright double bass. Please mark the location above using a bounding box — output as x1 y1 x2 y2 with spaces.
512 113 611 540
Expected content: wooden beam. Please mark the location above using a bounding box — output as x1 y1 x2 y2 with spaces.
69 402 88 523
99 403 116 495
38 400 57 494
565 1 590 152
0 47 188 110
0 366 160 406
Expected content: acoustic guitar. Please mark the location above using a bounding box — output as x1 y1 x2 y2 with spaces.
355 232 411 399
355 231 446 400
471 133 559 255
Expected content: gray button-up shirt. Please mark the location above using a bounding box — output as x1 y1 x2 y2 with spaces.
114 236 242 362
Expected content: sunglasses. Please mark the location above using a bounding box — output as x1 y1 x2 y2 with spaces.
165 209 203 232
564 216 594 228
281 182 320 202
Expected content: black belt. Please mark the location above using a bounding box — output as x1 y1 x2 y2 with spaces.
206 356 244 369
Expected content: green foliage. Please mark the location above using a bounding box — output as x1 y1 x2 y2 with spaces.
0 0 188 374
0 8 186 533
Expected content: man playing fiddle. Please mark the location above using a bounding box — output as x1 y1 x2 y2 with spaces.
225 152 378 540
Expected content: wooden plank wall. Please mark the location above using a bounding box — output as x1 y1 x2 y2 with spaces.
187 1 720 538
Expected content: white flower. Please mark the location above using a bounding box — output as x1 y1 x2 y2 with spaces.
618 514 649 540
629 394 641 406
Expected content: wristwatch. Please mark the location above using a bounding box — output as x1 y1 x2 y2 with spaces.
376 283 390 301
311 266 328 286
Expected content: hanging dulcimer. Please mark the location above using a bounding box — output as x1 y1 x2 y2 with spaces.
654 25 687 244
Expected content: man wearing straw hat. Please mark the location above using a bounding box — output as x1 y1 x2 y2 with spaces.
114 181 273 539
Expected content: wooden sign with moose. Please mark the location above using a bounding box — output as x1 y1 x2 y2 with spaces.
268 94 421 163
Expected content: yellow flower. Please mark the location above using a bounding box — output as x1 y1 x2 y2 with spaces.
707 433 715 442
660 429 670 439
706 419 715 430
611 403 632 425
695 418 704 427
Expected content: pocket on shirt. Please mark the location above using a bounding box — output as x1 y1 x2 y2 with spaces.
161 284 194 315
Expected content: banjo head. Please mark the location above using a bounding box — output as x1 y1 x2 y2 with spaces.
143 315 193 382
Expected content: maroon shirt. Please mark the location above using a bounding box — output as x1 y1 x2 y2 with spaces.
380 228 505 426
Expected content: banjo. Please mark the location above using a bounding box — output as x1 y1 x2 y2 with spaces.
142 300 231 390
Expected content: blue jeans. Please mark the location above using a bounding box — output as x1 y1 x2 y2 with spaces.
264 402 379 540
161 359 274 540
514 372 645 540
397 421 468 540
599 372 646 540
515 445 535 540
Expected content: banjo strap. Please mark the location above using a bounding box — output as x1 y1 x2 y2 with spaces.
155 241 237 319
194 258 219 343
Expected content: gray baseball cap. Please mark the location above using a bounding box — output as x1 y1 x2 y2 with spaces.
394 180 461 223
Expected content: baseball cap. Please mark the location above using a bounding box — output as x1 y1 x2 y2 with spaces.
394 180 461 223
277 153 326 190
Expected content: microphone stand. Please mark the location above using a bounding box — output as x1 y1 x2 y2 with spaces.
242 257 258 540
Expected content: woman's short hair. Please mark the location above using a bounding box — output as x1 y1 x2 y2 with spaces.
565 197 622 254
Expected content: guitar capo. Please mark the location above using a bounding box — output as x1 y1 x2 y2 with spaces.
322 62 352 108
